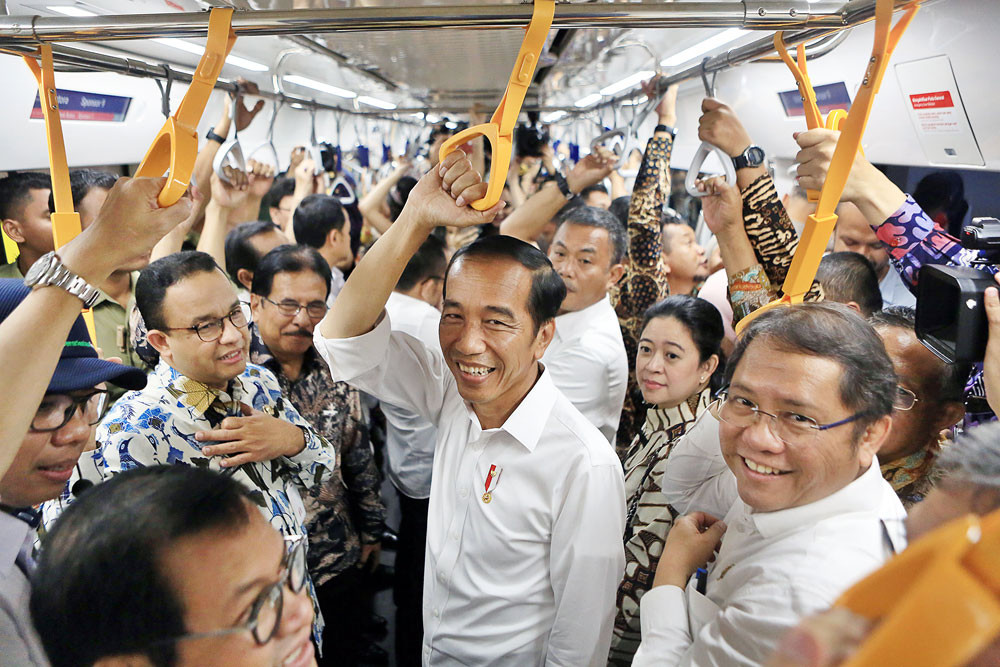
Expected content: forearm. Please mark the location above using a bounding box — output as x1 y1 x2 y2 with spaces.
232 195 263 225
198 202 230 271
717 225 759 279
359 170 404 234
850 162 908 225
150 223 188 262
499 181 566 242
321 211 430 339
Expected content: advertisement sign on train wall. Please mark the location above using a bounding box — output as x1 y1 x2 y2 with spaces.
777 82 852 117
896 55 984 166
29 89 131 122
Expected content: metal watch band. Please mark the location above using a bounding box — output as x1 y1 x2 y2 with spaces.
26 252 101 308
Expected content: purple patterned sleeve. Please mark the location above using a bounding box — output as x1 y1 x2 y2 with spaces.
874 194 996 288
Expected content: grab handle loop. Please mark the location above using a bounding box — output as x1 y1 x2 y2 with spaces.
684 142 737 198
135 7 236 206
438 0 555 211
213 92 247 184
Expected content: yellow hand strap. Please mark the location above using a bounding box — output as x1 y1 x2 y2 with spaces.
22 43 97 344
438 0 555 211
835 508 1000 666
735 0 918 333
135 7 236 207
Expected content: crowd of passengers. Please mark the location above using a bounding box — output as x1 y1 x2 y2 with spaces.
1 75 998 667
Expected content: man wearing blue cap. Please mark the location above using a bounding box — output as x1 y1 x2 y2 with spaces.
0 175 193 664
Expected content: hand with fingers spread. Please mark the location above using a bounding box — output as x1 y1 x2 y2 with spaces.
194 401 306 467
984 274 1000 415
567 146 617 194
653 512 727 589
698 98 753 158
230 77 265 132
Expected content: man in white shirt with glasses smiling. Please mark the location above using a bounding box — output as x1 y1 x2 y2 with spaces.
314 150 626 666
634 303 906 666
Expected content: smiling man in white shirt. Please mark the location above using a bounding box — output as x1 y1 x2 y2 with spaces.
634 303 906 666
544 205 628 444
315 151 626 666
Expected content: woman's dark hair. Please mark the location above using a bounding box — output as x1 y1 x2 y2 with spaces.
726 303 897 434
31 466 254 667
251 244 333 299
640 295 725 392
135 251 221 332
387 176 418 222
445 235 566 333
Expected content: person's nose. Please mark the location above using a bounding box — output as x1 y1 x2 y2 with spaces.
50 407 92 448
452 321 487 357
275 583 313 640
218 316 245 346
741 412 787 455
292 307 313 329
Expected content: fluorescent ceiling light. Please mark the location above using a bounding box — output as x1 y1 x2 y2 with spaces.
574 93 602 108
358 95 397 110
152 38 268 72
445 121 458 130
542 110 567 123
660 29 751 67
283 74 356 99
600 70 655 97
48 5 97 16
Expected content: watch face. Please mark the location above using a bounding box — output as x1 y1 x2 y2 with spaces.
24 251 54 284
747 146 766 166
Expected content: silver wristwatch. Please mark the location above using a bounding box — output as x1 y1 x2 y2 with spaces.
23 251 101 308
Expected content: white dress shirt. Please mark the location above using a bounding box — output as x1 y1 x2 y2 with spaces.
0 513 49 666
383 291 442 499
315 314 626 666
542 295 628 444
326 266 346 306
879 266 917 308
635 411 907 666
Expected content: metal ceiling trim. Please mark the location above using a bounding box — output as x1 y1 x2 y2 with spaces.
0 2 859 44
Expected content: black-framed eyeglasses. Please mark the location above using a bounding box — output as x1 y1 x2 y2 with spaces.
150 534 307 647
709 391 867 445
893 386 919 411
262 296 328 320
162 304 251 343
30 390 109 432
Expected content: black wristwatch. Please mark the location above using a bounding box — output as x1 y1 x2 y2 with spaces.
205 127 227 144
732 145 766 170
553 173 575 200
654 124 677 138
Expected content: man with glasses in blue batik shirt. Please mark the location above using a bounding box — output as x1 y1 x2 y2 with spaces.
633 303 907 666
55 250 337 642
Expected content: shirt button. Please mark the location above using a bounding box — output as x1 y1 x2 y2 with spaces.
433 608 441 618
450 531 459 541
438 571 446 582
459 487 469 498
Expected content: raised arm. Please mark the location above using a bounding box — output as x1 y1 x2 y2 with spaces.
199 167 249 272
320 148 502 341
499 149 616 243
359 160 410 235
0 177 191 480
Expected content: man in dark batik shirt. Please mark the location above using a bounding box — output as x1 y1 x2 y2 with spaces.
249 244 386 665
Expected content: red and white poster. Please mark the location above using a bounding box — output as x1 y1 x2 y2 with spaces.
895 55 983 165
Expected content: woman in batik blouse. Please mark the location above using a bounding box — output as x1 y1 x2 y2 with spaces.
609 295 724 665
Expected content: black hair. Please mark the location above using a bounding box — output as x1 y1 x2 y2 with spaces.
513 122 549 159
397 235 447 292
913 171 969 237
265 178 296 214
30 465 254 667
659 210 689 254
726 303 897 435
815 251 884 317
60 169 117 212
0 172 51 221
641 295 726 393
292 194 347 249
608 196 631 229
251 244 333 299
445 235 566 333
868 306 970 403
387 176 418 223
555 205 628 265
135 251 222 332
224 220 283 286
579 183 609 199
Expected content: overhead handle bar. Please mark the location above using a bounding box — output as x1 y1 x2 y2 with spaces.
438 0 556 211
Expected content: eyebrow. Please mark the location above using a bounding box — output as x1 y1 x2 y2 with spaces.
485 305 516 319
639 337 685 351
730 381 817 410
190 301 240 325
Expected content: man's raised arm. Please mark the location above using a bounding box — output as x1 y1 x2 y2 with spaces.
320 148 502 341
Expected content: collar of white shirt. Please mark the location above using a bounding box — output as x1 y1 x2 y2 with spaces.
465 366 557 452
552 295 615 342
750 459 893 540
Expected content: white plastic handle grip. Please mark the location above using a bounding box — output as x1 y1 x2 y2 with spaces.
212 138 246 185
685 141 737 197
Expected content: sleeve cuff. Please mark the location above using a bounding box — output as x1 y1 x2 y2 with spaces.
638 584 690 648
727 264 773 323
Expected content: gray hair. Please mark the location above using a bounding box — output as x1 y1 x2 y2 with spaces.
935 422 1000 488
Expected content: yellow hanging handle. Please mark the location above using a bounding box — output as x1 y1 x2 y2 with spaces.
135 7 236 207
438 0 555 211
834 509 1000 666
23 43 97 344
735 0 918 333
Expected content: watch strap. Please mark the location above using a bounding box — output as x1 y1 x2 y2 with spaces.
25 252 101 308
733 145 764 170
654 124 677 137
205 127 227 144
553 173 574 200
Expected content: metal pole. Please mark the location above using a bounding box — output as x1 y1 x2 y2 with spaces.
0 1 855 44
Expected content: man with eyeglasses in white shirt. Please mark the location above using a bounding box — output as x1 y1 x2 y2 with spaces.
314 150 626 666
634 302 906 666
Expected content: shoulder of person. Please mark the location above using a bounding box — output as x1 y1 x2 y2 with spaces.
551 394 623 469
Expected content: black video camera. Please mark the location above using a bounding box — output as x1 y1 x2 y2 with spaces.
916 217 1000 363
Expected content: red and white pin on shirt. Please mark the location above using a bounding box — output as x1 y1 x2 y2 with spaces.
482 464 503 504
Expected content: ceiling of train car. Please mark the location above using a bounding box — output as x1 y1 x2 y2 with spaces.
5 0 771 114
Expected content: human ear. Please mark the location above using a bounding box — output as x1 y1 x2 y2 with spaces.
533 320 556 360
700 354 720 381
607 262 626 287
236 268 254 291
933 401 965 432
845 301 862 315
146 330 172 363
856 414 893 467
2 218 25 243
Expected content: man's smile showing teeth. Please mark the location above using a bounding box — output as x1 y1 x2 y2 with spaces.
743 457 789 476
457 362 494 376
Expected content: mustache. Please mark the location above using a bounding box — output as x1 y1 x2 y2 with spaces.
283 328 314 338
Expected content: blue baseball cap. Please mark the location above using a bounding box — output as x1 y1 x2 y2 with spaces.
0 279 147 394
